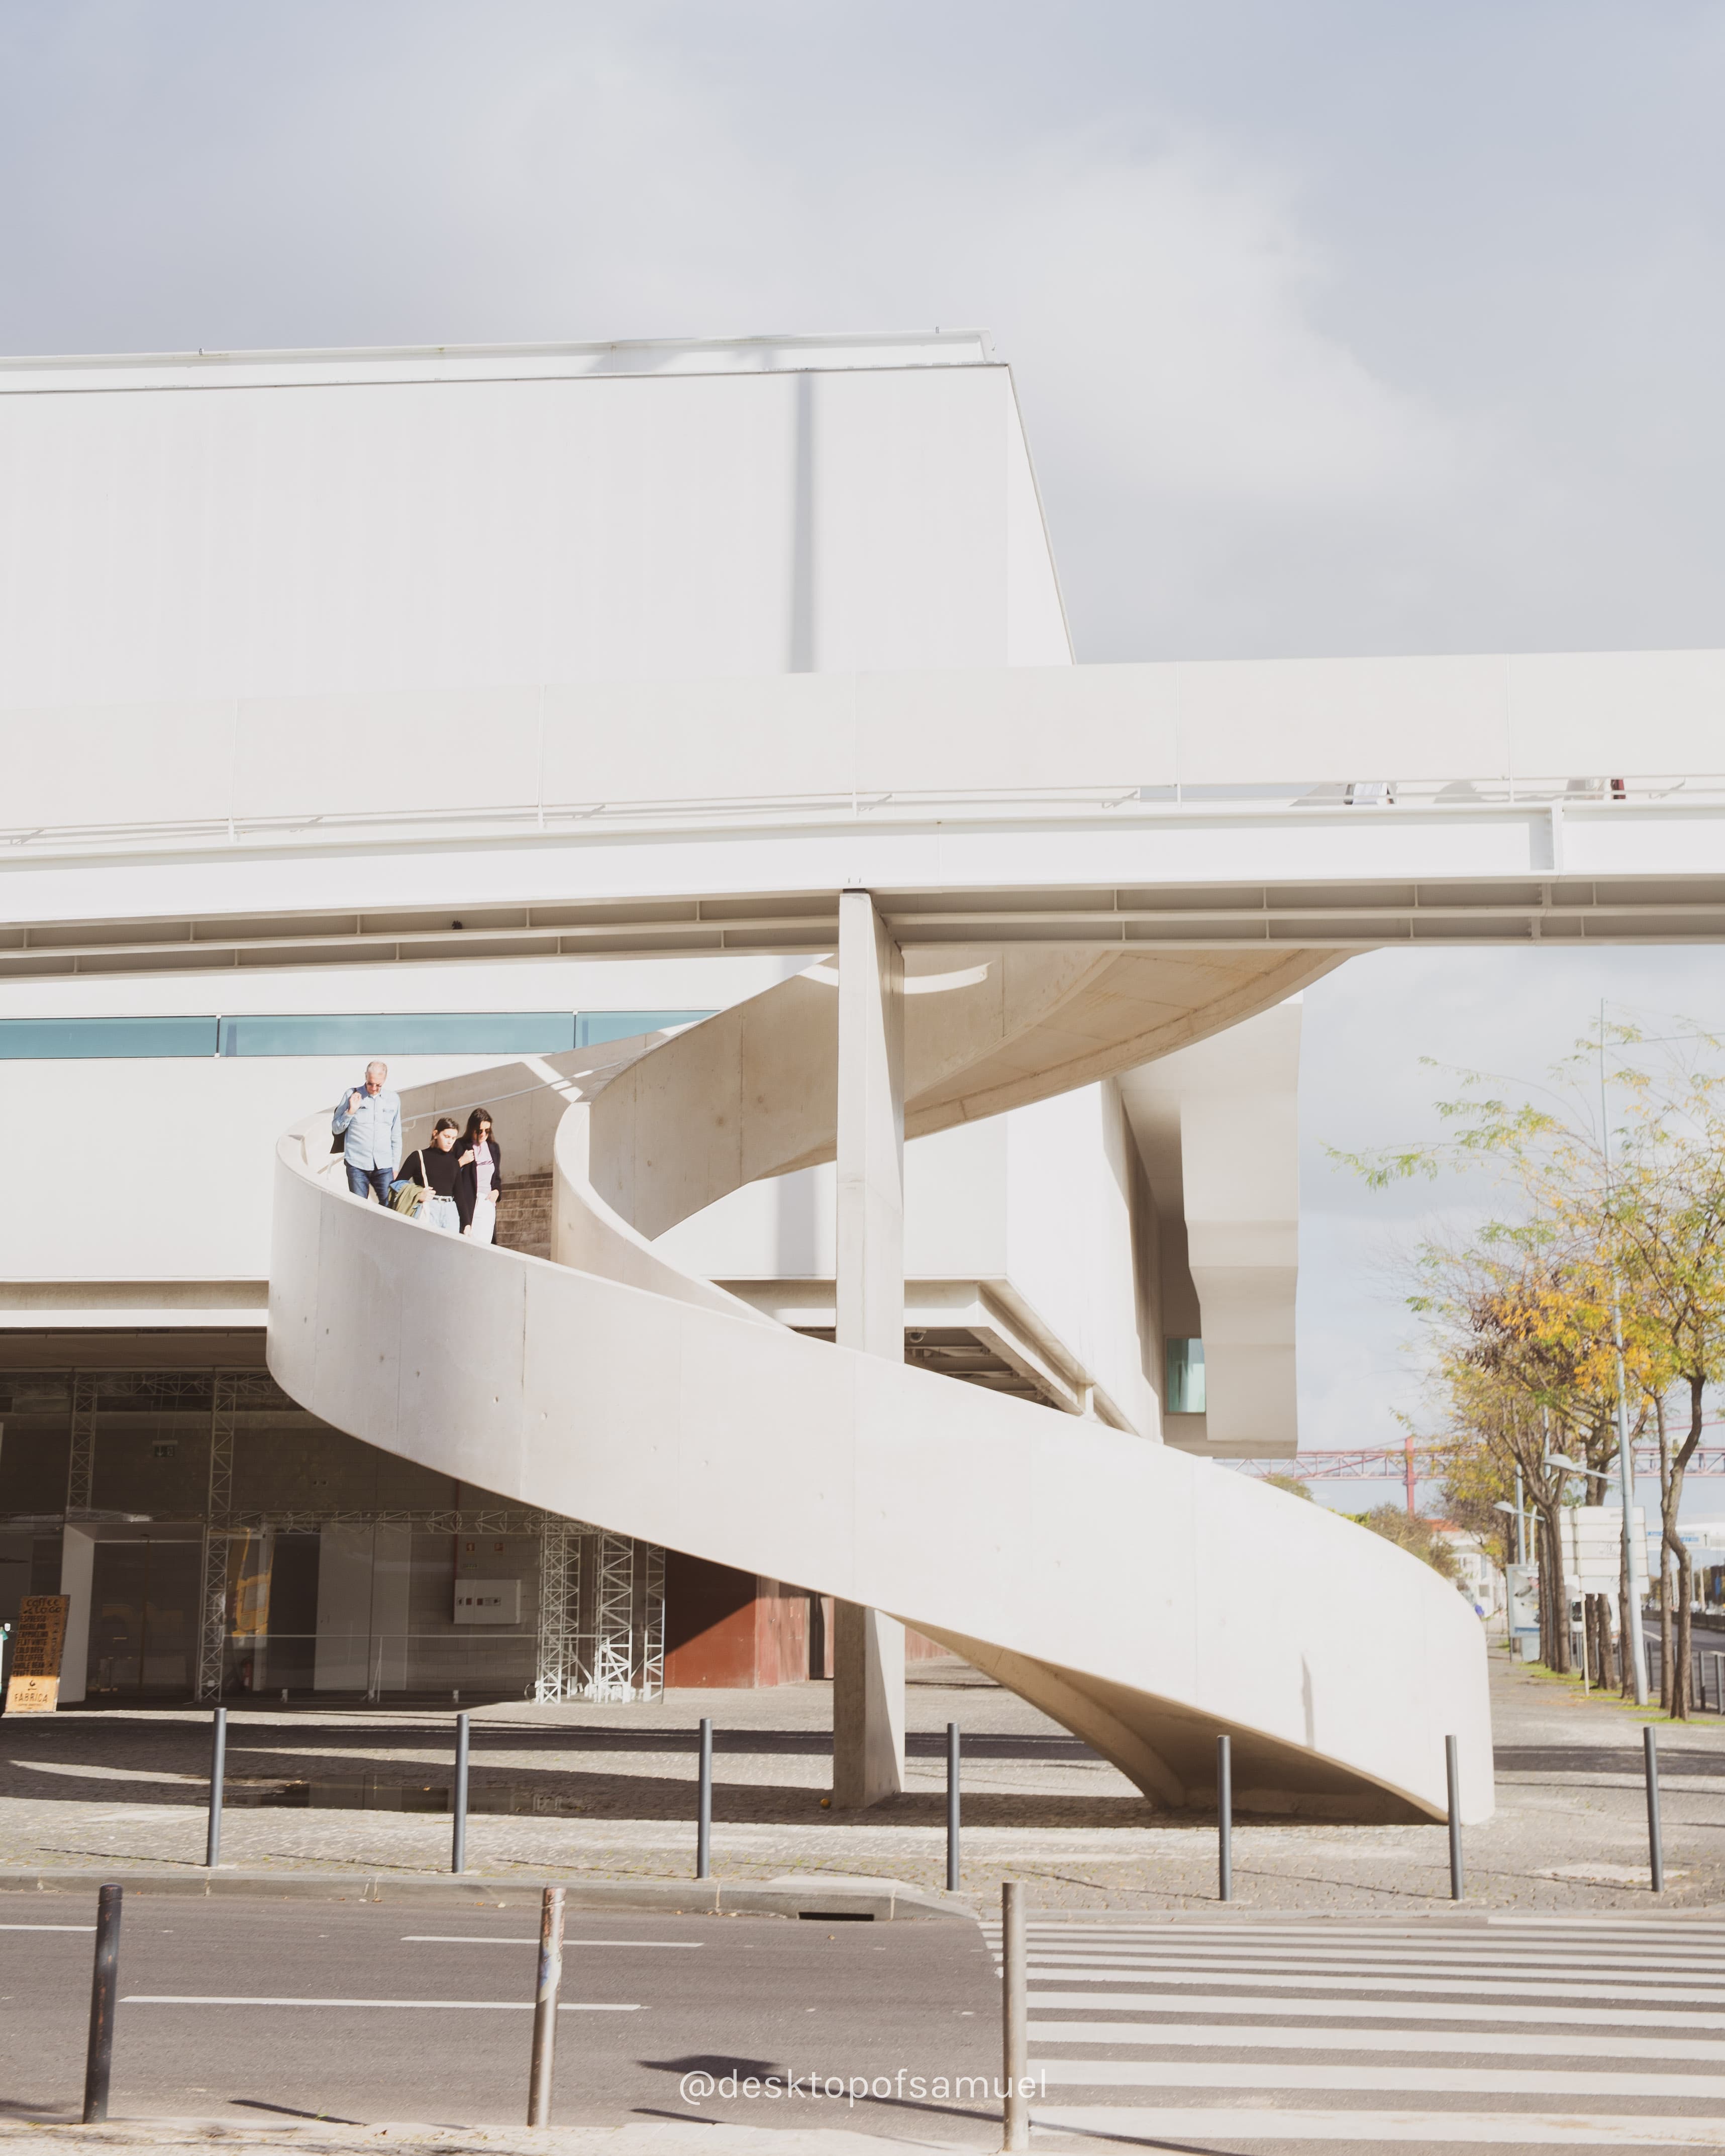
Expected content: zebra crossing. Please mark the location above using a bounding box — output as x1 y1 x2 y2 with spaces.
980 1912 1725 2148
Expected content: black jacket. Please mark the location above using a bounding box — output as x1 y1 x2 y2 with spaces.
453 1138 504 1231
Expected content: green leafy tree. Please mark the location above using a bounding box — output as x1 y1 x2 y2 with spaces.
1351 1504 1463 1584
1337 1016 1725 1712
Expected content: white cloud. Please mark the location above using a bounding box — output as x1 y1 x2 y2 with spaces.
982 143 1461 514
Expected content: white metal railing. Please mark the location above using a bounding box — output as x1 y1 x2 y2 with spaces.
0 773 1720 863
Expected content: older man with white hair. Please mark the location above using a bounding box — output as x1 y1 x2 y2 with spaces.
332 1059 401 1204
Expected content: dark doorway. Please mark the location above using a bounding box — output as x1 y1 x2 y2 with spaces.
264 1533 321 1693
87 1538 201 1698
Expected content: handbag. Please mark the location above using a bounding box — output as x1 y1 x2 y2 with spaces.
390 1153 429 1218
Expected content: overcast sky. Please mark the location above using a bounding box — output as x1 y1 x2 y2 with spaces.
4 2 1722 1477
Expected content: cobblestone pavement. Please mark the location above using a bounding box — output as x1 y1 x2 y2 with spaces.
0 2124 964 2154
3 1649 1722 1911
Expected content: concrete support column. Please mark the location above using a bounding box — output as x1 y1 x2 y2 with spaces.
832 887 907 1809
56 1526 94 1706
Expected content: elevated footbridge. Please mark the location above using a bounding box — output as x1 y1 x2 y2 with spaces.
3 651 1725 978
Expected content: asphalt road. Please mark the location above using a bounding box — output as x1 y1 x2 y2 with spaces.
0 1890 1001 2138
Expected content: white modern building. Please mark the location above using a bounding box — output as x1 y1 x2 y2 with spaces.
17 325 1723 1822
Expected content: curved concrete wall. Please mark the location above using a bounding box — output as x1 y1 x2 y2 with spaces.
268 953 1492 1825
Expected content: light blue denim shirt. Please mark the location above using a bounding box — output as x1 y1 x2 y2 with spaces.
332 1083 401 1172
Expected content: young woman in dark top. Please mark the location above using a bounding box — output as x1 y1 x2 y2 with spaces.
454 1108 503 1243
398 1116 463 1235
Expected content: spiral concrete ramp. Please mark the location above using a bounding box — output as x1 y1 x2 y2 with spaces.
270 938 1492 1825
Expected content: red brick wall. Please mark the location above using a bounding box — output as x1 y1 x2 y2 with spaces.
663 1552 755 1686
664 1553 814 1688
663 1550 958 1686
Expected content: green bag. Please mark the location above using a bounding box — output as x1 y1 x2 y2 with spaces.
389 1154 429 1218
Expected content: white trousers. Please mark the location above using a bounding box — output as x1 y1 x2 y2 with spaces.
468 1202 496 1246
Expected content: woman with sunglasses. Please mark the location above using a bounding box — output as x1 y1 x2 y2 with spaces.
455 1107 504 1244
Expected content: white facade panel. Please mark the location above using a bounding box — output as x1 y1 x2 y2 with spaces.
1002 1084 1150 1432
653 1113 1011 1284
0 357 1060 715
1004 387 1072 668
1507 649 1725 778
655 1080 1153 1435
0 953 793 1292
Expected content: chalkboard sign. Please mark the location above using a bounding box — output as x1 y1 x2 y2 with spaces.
5 1594 70 1714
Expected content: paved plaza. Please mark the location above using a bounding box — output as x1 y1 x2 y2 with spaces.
0 1647 1719 1913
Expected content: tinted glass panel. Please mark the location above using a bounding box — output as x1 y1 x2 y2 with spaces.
0 1010 714 1059
1166 1337 1206 1415
219 1013 576 1056
575 1010 714 1047
0 1017 216 1058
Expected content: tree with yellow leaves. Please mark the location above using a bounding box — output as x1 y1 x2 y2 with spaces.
1341 1016 1725 1715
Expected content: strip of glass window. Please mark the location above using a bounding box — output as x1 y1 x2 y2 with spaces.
217 1013 576 1056
1166 1337 1206 1415
0 1010 718 1059
574 1010 713 1047
0 1016 217 1058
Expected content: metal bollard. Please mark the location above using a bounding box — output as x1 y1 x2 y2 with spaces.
451 1711 470 1875
82 1883 122 2123
1216 1732 1233 1903
205 1707 227 1870
695 1717 713 1881
526 1884 566 2126
946 1722 961 1893
1000 1879 1029 2152
1645 1725 1665 1892
1446 1734 1464 1901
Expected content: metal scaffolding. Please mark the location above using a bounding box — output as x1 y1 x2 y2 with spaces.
64 1371 97 1514
591 1532 639 1701
534 1518 584 1704
195 1372 241 1702
639 1539 666 1699
533 1520 664 1704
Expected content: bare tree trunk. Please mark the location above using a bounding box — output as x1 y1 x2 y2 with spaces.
1669 1373 1707 1722
1676 1546 1696 1720
1659 1548 1674 1710
1656 1394 1675 1711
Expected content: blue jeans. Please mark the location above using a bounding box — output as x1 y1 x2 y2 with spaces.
421 1195 461 1236
346 1161 393 1205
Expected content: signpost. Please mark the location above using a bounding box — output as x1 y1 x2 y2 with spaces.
4 1594 69 1714
1505 1565 1541 1662
1563 1504 1650 1594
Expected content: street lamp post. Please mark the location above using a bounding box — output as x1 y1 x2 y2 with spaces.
1600 999 1650 1706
